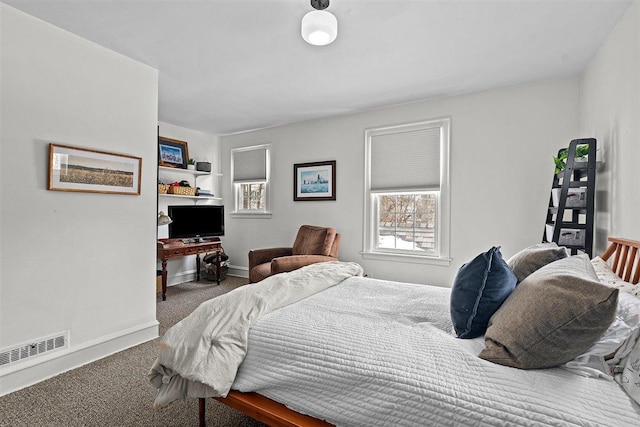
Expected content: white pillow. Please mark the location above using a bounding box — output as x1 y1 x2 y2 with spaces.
615 331 640 405
591 256 640 299
562 292 640 379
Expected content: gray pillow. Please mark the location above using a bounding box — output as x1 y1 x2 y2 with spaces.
507 242 568 283
479 254 618 369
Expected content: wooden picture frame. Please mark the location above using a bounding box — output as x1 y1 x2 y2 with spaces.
48 143 142 195
158 136 189 169
293 160 336 201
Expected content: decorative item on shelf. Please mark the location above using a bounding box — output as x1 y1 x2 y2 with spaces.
196 161 211 172
197 188 214 197
157 211 172 226
167 180 197 196
158 182 168 194
552 144 589 174
158 136 189 169
168 186 197 196
187 158 196 170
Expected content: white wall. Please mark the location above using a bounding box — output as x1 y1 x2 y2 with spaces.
0 5 159 395
221 77 580 286
157 122 220 285
579 0 640 253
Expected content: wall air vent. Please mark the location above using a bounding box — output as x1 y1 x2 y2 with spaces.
0 332 68 367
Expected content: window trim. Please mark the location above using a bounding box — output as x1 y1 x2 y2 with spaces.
231 144 271 216
363 118 451 265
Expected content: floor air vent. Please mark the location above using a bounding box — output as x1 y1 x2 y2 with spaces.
0 332 68 367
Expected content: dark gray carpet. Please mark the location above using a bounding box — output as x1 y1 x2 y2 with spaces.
0 277 267 427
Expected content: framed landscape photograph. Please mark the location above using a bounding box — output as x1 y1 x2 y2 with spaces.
293 160 336 201
158 136 189 169
48 143 142 195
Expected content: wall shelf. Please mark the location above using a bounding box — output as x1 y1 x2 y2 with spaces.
159 165 222 177
543 138 596 257
159 193 222 201
158 165 222 202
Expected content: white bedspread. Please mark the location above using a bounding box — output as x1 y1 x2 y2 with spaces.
148 261 363 407
232 276 640 427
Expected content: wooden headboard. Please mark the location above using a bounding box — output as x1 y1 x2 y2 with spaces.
601 237 640 284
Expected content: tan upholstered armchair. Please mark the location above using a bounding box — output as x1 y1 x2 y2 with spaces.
248 225 341 283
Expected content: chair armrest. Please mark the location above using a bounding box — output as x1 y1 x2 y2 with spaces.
271 255 338 274
249 247 293 270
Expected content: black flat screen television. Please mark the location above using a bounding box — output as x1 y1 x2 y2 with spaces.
168 205 224 239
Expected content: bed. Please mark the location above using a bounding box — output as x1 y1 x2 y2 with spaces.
149 237 640 427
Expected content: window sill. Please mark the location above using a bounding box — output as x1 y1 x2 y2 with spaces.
361 251 452 266
230 212 272 219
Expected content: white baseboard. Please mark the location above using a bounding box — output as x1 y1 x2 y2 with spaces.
228 264 248 279
165 266 248 285
167 269 196 286
0 320 158 397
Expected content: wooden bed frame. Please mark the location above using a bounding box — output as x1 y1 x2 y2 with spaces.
198 237 640 427
199 392 332 427
601 237 640 284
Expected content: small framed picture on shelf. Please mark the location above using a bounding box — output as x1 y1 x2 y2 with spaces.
48 143 142 195
293 160 336 201
158 136 189 169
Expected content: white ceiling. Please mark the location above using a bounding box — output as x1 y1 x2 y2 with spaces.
3 0 632 135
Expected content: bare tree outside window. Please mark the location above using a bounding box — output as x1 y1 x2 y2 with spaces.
377 193 437 252
239 183 265 211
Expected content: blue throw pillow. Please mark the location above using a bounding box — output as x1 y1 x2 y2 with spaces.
450 247 517 339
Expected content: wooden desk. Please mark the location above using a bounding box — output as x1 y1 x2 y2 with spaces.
157 238 222 301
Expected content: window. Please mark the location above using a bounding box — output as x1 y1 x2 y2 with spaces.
238 182 265 211
363 118 450 264
231 144 271 216
376 192 437 253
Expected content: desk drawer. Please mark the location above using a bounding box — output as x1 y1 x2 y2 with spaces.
158 241 221 260
201 243 220 252
168 248 188 257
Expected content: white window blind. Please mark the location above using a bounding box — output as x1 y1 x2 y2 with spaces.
233 147 267 183
370 127 441 191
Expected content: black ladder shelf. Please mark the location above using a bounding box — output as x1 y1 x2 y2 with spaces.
543 138 597 257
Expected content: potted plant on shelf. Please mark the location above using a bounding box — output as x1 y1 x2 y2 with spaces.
553 144 589 174
187 158 196 170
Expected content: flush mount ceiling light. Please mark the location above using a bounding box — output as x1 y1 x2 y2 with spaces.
301 0 338 46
